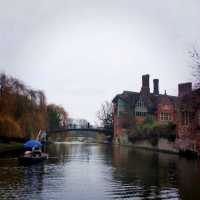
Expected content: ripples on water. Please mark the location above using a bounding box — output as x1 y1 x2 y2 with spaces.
0 143 200 200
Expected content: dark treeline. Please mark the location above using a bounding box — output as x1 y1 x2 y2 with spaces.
0 73 68 141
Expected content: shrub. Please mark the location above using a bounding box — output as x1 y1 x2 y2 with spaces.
129 118 176 142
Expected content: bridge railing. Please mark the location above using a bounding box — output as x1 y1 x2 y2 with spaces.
46 127 113 135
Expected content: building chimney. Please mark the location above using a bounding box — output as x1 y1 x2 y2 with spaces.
141 74 150 95
178 82 192 97
153 79 159 95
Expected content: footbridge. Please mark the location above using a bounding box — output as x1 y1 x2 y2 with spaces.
47 127 113 135
46 127 113 142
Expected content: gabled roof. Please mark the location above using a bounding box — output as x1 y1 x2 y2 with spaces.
112 91 140 105
112 89 178 112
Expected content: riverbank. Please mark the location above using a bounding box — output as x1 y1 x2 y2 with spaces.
113 135 200 158
113 134 179 153
0 142 23 154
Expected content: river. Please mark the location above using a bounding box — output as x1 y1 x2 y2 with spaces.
0 142 200 200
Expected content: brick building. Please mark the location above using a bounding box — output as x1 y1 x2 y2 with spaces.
176 84 200 155
112 74 177 142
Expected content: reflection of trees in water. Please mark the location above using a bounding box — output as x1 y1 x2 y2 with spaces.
21 164 45 199
1 144 200 199
0 159 45 199
0 159 25 199
97 144 113 165
47 143 70 164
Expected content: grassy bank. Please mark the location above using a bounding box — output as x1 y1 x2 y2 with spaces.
0 142 23 154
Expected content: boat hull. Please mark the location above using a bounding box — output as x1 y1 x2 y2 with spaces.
18 153 48 165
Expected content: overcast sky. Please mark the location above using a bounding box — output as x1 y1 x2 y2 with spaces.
0 0 200 123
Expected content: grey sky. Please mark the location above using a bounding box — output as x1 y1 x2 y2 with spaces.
0 0 200 123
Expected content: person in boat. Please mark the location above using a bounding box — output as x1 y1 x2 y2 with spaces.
32 146 42 157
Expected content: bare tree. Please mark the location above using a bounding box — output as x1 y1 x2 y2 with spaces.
189 47 200 88
97 101 113 129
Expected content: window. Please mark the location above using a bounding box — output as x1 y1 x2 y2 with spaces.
135 98 147 117
135 99 147 117
117 99 127 117
135 112 146 117
181 112 193 125
136 99 144 108
160 112 172 121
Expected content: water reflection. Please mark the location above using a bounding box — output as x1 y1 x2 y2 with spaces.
0 143 200 200
105 146 200 200
106 147 180 199
0 157 45 199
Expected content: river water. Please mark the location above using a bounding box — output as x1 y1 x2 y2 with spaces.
0 142 200 200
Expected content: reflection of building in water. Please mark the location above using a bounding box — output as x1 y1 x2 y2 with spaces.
110 146 200 200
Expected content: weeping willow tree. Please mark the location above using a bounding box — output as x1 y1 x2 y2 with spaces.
0 73 68 140
0 73 48 139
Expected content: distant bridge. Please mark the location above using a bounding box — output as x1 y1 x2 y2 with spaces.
46 128 113 142
46 128 113 135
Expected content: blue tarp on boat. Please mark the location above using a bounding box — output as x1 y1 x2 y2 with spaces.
24 140 42 149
